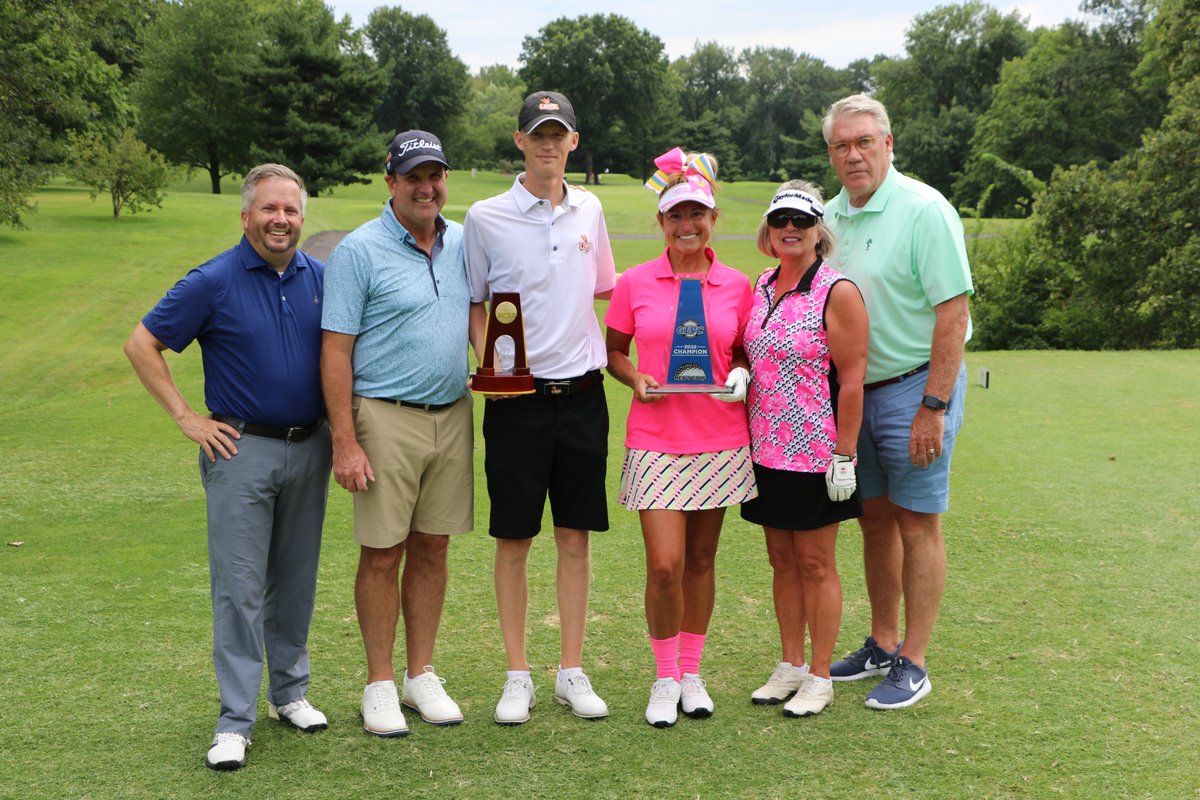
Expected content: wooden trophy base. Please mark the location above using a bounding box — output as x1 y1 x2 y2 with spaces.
471 368 536 396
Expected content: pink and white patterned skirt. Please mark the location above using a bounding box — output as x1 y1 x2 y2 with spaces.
618 446 758 511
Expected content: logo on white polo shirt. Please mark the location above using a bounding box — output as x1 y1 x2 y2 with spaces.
578 233 592 253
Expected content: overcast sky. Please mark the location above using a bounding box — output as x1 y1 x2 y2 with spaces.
328 0 1098 73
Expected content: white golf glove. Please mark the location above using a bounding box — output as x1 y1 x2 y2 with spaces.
718 367 749 402
825 453 857 502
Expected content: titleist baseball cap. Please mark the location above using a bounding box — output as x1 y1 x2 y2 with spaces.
386 130 450 175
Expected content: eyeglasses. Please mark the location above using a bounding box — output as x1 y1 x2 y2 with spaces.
767 213 819 230
828 136 877 158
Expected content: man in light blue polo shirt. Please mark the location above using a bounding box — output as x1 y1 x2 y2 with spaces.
822 95 973 710
321 130 472 736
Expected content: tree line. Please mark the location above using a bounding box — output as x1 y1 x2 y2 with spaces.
3 0 1196 346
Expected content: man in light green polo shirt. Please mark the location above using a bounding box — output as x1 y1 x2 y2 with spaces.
821 94 973 710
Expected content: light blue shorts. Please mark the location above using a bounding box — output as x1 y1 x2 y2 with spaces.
857 363 966 514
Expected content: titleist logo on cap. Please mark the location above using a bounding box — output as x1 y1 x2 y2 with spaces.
395 138 443 155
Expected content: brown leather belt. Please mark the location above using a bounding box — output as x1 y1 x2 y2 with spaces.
863 362 929 391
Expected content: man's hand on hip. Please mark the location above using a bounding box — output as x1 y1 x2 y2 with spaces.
181 412 240 462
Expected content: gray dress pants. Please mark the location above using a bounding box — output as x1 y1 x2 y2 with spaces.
198 425 332 738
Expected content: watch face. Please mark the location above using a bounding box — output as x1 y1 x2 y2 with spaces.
923 395 946 410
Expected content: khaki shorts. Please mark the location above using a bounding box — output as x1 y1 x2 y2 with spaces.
351 395 473 548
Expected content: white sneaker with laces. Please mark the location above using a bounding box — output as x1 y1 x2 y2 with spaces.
679 673 713 718
361 680 409 737
494 675 536 725
645 677 681 727
751 661 809 705
402 666 464 725
205 732 249 771
268 698 328 732
554 670 609 719
783 675 834 717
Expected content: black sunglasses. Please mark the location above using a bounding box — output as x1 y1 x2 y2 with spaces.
767 213 819 229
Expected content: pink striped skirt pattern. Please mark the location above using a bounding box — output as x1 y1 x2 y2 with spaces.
618 446 758 511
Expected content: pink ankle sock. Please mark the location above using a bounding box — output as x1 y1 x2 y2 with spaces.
651 635 681 680
678 631 707 676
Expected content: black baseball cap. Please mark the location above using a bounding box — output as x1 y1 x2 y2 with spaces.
385 130 450 175
518 91 576 133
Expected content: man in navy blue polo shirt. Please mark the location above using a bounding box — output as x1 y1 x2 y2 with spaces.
125 164 332 771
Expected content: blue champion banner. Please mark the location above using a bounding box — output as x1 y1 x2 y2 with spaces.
665 278 715 385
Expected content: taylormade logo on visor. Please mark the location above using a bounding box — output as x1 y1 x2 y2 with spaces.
773 191 815 205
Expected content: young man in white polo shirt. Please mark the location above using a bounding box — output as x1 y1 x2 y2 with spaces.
464 91 617 725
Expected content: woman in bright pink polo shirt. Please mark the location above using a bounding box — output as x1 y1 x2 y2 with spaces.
605 149 756 728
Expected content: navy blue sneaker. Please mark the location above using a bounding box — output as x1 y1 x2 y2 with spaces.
830 636 902 682
864 656 931 710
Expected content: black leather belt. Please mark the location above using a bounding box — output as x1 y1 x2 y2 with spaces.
212 414 323 442
380 398 458 412
863 362 930 391
533 371 602 397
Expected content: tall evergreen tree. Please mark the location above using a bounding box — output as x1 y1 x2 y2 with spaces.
249 0 386 196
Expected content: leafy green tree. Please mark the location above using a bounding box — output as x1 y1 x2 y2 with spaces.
249 0 386 196
956 17 1161 214
71 127 170 219
841 56 886 96
1030 161 1149 348
674 41 744 122
364 7 471 139
132 0 263 194
968 228 1055 350
738 47 846 181
779 109 842 191
0 0 130 225
878 1 1032 118
519 14 673 182
875 1 1032 198
88 0 160 84
974 0 1200 348
670 42 747 178
457 65 526 169
1132 0 1200 345
955 152 1045 218
887 103 977 194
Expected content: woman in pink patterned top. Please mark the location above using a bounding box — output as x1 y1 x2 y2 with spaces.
740 180 869 718
605 149 756 728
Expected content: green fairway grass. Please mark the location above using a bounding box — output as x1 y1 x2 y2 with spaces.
0 179 1195 799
